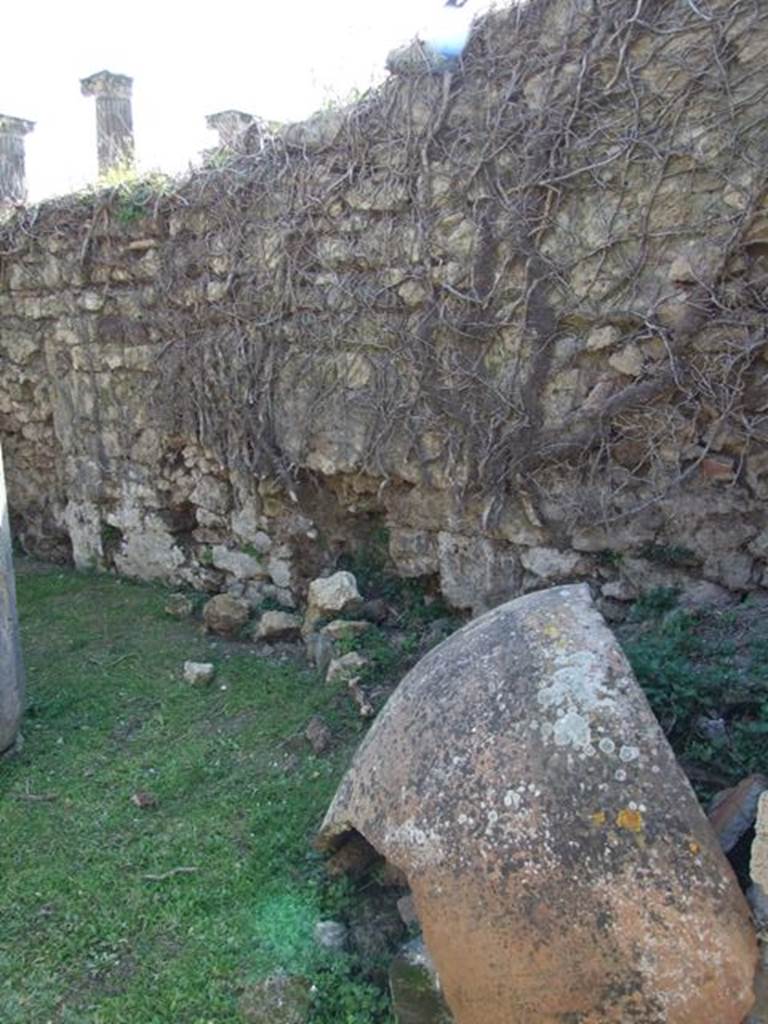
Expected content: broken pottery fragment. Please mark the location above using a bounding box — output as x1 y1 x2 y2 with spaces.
709 774 768 853
317 584 756 1024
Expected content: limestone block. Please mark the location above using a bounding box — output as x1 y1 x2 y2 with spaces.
202 594 250 636
189 475 230 515
542 368 585 419
432 214 476 260
398 280 428 307
5 333 39 364
254 611 302 641
519 546 584 580
211 545 266 580
114 525 185 581
231 508 270 551
437 533 521 613
608 343 644 377
493 505 546 547
668 242 723 286
64 500 104 570
318 585 757 1024
77 290 105 312
280 109 345 150
703 551 755 592
326 651 368 686
267 553 294 589
346 179 409 212
586 325 621 351
320 619 370 641
305 571 362 632
390 528 439 578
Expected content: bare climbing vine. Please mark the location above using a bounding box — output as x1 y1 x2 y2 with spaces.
1 0 766 538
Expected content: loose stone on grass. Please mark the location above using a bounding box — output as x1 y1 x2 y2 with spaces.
254 610 302 641
348 677 375 718
320 619 370 640
304 571 362 633
202 593 250 636
164 592 195 618
325 651 368 685
183 661 216 686
305 715 332 755
305 632 334 675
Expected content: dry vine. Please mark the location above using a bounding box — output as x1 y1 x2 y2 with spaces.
1 0 766 542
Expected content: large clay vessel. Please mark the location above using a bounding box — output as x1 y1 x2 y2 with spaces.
0 443 24 755
318 584 757 1023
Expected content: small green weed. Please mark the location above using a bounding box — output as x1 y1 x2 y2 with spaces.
629 586 680 620
638 542 699 568
620 596 768 797
595 549 623 568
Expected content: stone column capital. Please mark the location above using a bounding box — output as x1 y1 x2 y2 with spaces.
206 110 255 133
80 70 133 100
0 115 35 137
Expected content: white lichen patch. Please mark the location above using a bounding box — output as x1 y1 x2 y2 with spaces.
385 819 445 868
553 709 592 750
536 650 616 715
619 744 640 762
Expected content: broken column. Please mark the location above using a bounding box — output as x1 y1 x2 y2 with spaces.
318 584 757 1024
0 114 35 206
206 109 256 150
80 70 134 176
0 443 25 756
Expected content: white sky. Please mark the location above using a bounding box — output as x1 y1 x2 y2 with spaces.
2 0 497 203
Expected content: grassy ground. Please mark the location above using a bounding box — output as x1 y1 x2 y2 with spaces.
4 563 767 1023
0 563 390 1024
618 588 768 801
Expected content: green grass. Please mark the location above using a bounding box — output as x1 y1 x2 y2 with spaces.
620 594 768 798
1 564 390 1024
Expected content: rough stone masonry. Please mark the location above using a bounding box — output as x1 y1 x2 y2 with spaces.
0 0 766 613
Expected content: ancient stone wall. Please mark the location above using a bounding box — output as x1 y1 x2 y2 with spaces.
1 0 767 613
